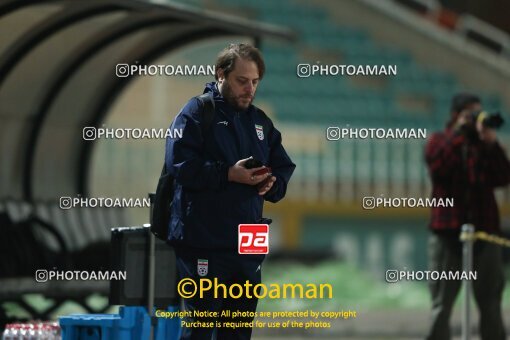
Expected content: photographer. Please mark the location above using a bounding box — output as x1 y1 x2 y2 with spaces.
425 93 510 340
164 43 295 340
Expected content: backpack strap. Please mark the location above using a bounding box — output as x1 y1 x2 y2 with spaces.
196 93 215 135
161 93 216 176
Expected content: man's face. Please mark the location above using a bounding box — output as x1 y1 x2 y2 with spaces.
218 58 260 111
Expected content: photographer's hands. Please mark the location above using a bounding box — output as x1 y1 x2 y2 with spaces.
455 109 498 144
477 120 498 144
454 109 471 131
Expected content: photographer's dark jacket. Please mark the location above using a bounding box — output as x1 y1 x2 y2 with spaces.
164 82 295 250
425 127 510 233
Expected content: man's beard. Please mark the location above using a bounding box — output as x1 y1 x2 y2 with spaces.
221 81 254 111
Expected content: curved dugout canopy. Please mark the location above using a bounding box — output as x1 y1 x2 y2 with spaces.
0 0 294 200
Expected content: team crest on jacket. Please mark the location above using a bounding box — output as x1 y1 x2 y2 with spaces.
197 259 208 277
255 124 264 140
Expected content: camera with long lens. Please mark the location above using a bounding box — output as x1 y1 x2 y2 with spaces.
470 110 505 129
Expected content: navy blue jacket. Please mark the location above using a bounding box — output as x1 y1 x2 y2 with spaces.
165 82 296 250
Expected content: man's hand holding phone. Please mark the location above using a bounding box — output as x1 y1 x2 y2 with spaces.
244 157 276 195
257 175 276 195
228 157 271 185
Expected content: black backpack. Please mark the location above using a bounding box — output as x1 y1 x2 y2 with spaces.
150 93 215 241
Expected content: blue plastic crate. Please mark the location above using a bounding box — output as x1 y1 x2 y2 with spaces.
60 306 180 340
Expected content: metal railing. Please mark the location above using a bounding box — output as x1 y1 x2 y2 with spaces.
459 225 510 340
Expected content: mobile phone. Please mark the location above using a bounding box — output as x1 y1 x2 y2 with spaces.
244 158 263 169
253 167 272 176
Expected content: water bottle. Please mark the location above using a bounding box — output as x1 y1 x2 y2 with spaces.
32 324 44 340
40 323 60 340
2 324 12 340
49 323 61 340
11 324 20 340
3 324 19 340
27 324 38 340
19 324 29 340
40 324 51 340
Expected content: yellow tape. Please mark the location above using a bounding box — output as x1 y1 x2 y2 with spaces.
460 230 510 247
476 111 487 126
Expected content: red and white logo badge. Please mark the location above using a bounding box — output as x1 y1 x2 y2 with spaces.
197 259 208 277
238 224 269 254
255 124 264 141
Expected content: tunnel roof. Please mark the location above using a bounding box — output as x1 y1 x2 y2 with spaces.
0 0 294 200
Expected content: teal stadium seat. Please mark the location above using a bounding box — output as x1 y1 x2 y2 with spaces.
200 0 510 128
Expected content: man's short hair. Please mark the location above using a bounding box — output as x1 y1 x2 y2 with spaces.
215 43 265 80
451 92 481 113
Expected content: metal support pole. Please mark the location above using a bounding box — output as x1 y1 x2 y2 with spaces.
147 192 157 340
143 223 156 340
461 223 475 340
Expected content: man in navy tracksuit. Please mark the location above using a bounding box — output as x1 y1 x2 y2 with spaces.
164 43 295 339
